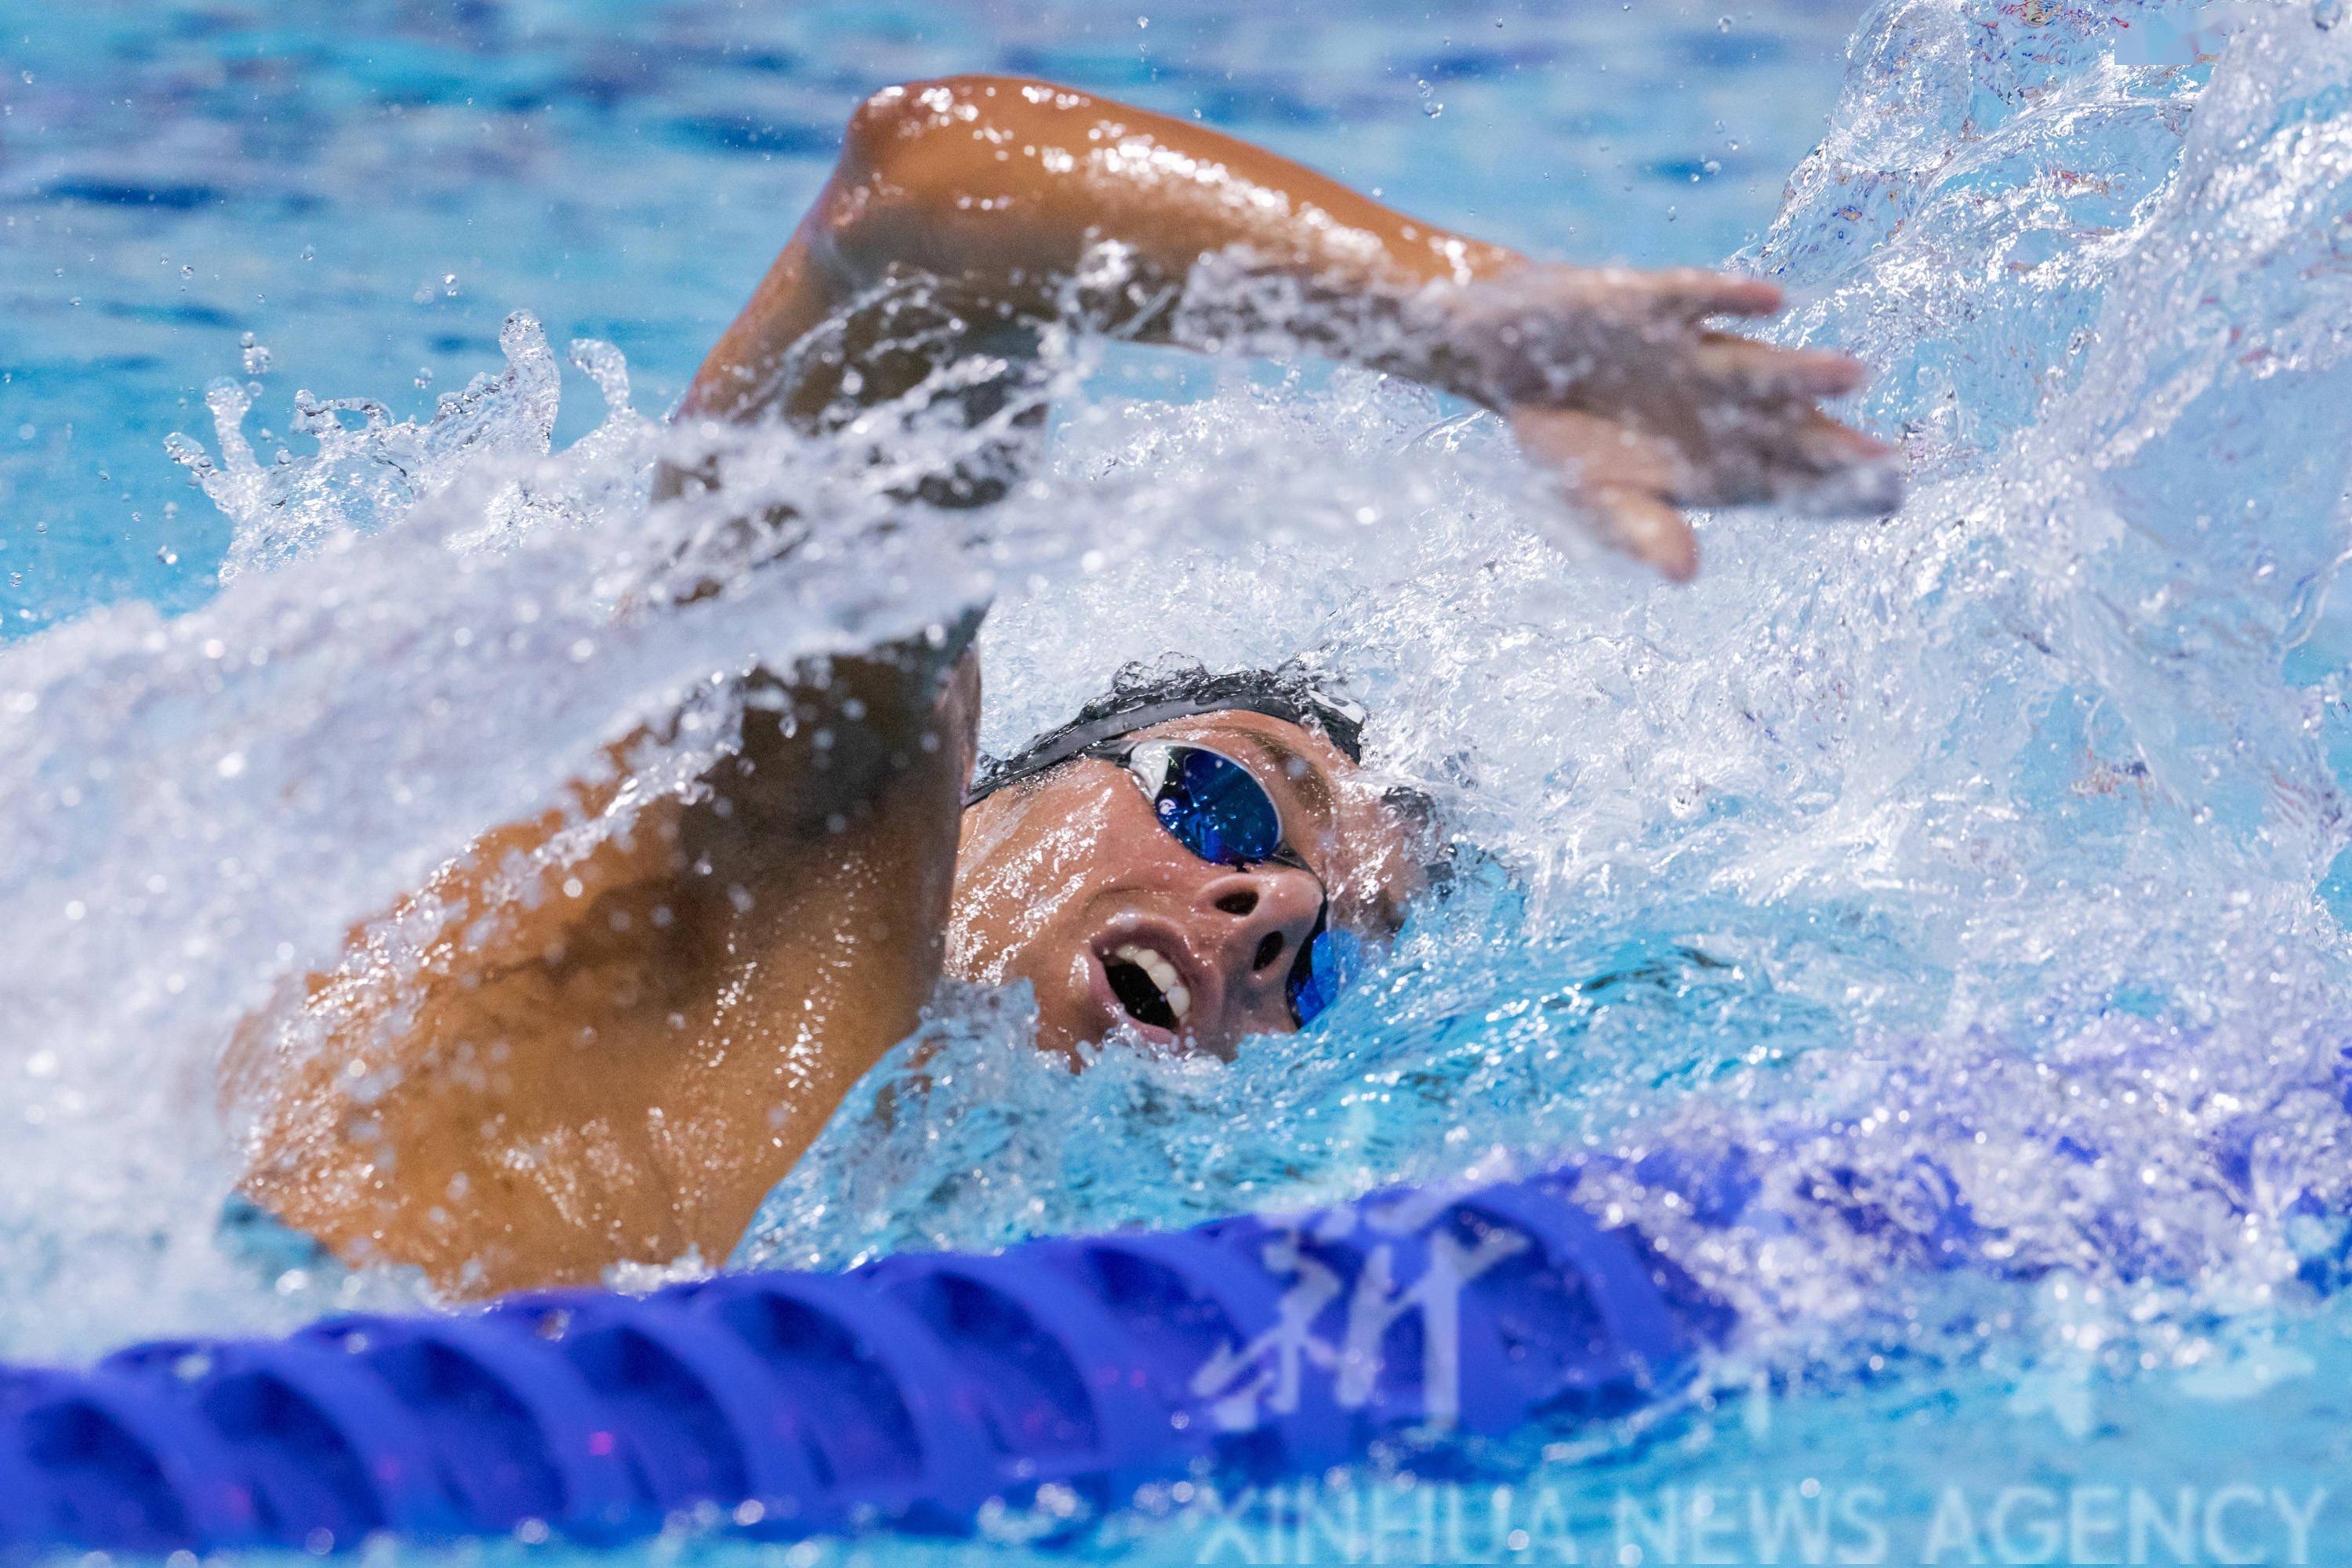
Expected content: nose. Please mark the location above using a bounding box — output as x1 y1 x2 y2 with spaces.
1196 866 1323 1017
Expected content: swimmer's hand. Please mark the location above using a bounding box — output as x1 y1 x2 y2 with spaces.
677 74 1896 582
1454 266 1901 581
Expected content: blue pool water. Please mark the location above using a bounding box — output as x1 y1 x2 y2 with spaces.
1 0 1846 633
11 0 2352 1562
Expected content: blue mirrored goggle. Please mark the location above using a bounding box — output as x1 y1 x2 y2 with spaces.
1094 740 1366 1025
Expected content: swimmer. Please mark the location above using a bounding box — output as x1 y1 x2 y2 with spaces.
227 75 1896 1294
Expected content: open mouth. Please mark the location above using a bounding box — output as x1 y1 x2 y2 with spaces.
1103 942 1191 1033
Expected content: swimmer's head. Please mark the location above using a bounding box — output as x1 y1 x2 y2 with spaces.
946 660 1437 1059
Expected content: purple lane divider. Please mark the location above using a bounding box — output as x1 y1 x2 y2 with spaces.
0 1164 1721 1553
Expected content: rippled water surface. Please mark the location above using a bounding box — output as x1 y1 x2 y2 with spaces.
11 0 2352 1560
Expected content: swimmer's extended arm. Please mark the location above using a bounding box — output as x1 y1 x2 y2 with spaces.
233 77 1894 1297
681 74 1895 578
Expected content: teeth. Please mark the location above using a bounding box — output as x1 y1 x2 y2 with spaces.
1112 942 1191 1022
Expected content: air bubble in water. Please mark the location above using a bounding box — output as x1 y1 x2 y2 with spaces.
442 274 460 297
239 332 273 376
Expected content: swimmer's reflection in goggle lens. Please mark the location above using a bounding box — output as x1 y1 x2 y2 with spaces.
1086 739 1366 1025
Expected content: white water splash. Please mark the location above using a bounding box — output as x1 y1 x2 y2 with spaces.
2 0 2349 1441
746 0 2352 1389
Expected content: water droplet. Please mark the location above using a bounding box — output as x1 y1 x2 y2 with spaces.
1136 13 1148 25
156 545 179 566
442 273 459 296
415 365 435 389
299 244 316 261
1719 13 1734 30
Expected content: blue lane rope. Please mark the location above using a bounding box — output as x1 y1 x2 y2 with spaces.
0 1166 1726 1554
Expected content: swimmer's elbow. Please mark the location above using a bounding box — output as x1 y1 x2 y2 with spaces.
840 74 1047 178
840 78 960 172
829 75 1083 244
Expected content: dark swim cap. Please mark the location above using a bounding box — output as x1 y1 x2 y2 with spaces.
964 656 1367 805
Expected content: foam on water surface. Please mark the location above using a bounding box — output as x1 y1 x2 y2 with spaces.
9 0 2352 1555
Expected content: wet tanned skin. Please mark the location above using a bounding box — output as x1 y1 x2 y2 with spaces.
232 654 980 1291
230 75 1892 1295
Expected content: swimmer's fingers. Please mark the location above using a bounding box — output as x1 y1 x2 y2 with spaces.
1786 407 1895 468
1591 486 1698 582
1530 397 1897 525
1661 321 1899 512
1508 407 1698 580
1690 333 1867 399
1685 399 1902 514
1500 263 1778 321
1508 324 1903 575
1763 408 1906 516
1641 268 1785 323
1510 406 1676 495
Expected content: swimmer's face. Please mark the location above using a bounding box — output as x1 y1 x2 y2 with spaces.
946 710 1426 1060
